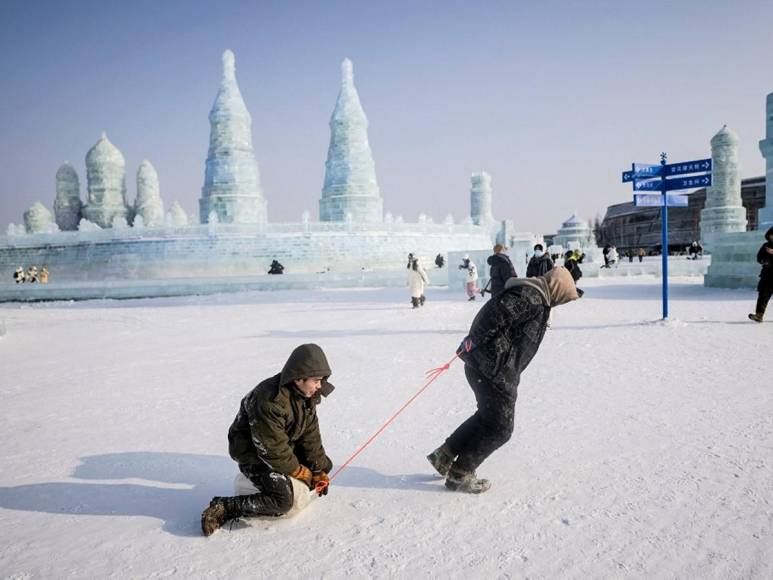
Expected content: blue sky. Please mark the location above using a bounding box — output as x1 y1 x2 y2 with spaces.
1 0 771 233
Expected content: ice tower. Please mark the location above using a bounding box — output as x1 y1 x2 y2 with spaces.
134 160 164 227
82 132 130 228
319 59 383 223
199 49 267 224
758 93 773 229
54 162 82 231
700 125 747 245
470 171 495 227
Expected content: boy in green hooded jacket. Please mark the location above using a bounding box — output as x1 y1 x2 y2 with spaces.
202 343 334 536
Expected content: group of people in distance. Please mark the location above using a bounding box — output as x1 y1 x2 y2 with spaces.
12 265 48 284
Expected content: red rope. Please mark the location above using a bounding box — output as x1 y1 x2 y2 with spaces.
314 340 473 495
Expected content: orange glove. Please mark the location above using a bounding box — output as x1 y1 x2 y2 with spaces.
290 465 312 488
312 471 330 496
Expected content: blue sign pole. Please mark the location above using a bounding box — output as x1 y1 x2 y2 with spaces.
660 152 669 319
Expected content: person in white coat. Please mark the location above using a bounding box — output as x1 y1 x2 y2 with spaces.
407 257 429 308
459 256 479 301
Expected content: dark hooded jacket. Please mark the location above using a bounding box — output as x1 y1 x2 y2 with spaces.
757 227 773 288
228 344 334 475
458 267 578 392
526 254 554 278
487 253 518 296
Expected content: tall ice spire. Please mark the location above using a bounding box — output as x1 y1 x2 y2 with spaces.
319 58 383 223
199 49 267 224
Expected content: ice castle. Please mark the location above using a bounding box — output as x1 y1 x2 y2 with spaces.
0 50 520 299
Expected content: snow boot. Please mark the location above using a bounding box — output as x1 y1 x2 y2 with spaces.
426 443 455 477
748 312 764 323
419 294 426 306
468 295 476 301
201 496 237 536
445 467 491 494
411 297 419 309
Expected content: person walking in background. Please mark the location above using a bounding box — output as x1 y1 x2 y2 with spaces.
602 244 611 268
268 259 285 274
607 246 619 268
25 266 38 283
13 266 24 283
563 249 584 283
435 254 445 269
486 244 517 297
748 226 773 322
459 256 479 301
526 244 553 278
39 266 49 284
407 256 429 308
638 247 646 262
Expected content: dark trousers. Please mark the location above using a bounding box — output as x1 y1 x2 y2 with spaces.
445 365 517 473
229 464 294 517
756 280 773 315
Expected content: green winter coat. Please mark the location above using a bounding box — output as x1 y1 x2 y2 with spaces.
228 344 335 474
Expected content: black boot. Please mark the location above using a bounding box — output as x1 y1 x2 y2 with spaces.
426 443 455 477
445 466 491 494
201 496 238 536
411 297 419 309
419 294 426 306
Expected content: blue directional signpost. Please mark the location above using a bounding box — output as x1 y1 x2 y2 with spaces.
621 153 712 319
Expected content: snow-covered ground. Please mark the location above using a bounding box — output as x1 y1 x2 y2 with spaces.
0 277 770 579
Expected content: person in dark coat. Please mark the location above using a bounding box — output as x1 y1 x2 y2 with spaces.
435 254 445 268
201 344 335 535
749 227 773 322
526 244 553 278
268 259 285 274
564 249 583 282
485 244 517 297
426 267 580 493
688 241 703 260
602 244 611 268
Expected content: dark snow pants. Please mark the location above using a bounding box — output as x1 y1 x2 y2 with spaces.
756 279 772 315
445 365 517 473
231 464 294 517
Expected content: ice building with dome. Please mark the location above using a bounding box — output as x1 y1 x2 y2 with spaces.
0 50 526 299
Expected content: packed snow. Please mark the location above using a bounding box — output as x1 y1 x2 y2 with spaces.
0 277 770 579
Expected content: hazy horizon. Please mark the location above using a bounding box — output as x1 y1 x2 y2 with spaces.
1 0 772 234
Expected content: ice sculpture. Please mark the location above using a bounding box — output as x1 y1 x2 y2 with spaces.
167 201 189 226
134 160 164 227
54 162 82 231
319 59 383 223
24 202 58 233
470 172 495 227
758 93 773 229
199 49 267 224
82 132 130 228
700 125 747 241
